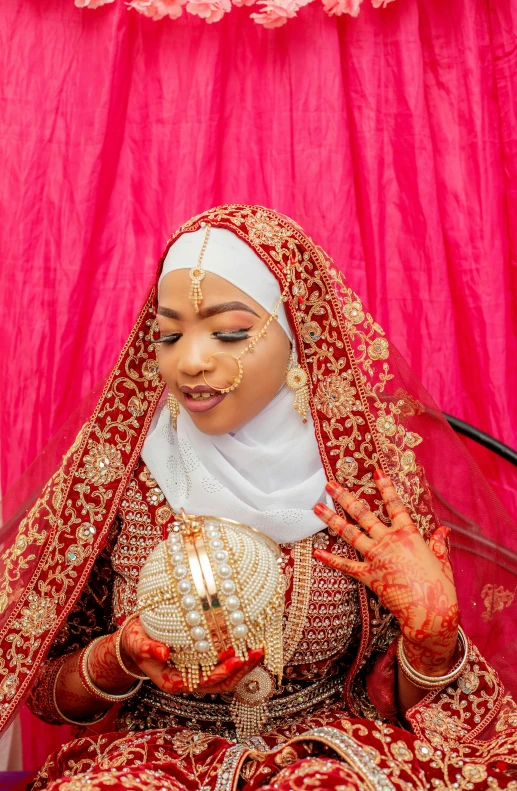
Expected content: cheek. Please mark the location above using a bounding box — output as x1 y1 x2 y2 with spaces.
156 349 177 386
237 342 288 413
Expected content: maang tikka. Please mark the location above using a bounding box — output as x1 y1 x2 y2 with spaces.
189 222 211 313
286 349 310 423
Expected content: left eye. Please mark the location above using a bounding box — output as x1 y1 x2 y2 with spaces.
155 334 181 345
212 329 251 341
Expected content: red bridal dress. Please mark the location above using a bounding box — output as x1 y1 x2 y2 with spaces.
0 206 515 790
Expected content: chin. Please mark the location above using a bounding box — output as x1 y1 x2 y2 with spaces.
187 410 241 436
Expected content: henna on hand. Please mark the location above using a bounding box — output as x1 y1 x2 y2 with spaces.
313 471 460 677
54 644 121 722
87 631 140 694
123 616 265 695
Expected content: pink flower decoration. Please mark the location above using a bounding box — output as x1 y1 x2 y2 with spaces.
127 0 186 19
251 0 298 27
321 0 362 15
75 0 392 20
74 0 115 7
186 0 231 22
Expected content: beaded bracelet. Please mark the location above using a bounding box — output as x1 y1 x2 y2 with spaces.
115 614 148 680
53 660 110 727
79 636 143 702
397 626 468 691
31 654 73 725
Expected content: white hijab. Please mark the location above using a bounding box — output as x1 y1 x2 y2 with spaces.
142 227 331 544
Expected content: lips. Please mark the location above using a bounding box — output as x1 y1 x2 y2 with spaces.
179 385 227 414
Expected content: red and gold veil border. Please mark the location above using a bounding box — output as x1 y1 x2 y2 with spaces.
1 204 513 733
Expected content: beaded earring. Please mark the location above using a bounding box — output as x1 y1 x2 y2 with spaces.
286 350 310 423
167 393 180 430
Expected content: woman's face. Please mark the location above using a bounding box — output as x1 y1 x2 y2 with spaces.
156 269 291 435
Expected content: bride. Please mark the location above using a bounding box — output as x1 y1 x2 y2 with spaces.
1 205 516 790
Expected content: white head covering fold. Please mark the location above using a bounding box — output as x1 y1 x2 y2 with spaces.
142 227 330 544
158 227 293 340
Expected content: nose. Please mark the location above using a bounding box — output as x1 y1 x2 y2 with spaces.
175 338 213 380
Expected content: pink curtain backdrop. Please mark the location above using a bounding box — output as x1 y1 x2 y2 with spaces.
1 0 517 770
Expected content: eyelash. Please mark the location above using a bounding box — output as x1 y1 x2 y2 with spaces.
155 329 252 346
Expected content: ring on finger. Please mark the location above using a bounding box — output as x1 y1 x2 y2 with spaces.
331 518 372 552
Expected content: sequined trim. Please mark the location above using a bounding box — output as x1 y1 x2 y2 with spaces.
291 726 397 791
138 672 345 726
282 537 313 664
214 745 248 791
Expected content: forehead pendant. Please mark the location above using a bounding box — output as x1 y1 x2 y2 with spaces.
189 222 211 313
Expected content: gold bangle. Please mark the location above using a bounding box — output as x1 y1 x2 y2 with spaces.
79 636 143 702
115 614 148 680
53 662 110 726
397 626 468 691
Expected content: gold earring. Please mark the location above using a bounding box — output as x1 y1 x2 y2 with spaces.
167 393 180 430
286 351 310 423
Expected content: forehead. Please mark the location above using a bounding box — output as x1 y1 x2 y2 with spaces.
158 269 265 314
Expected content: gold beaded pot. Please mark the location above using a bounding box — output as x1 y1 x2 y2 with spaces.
137 512 284 699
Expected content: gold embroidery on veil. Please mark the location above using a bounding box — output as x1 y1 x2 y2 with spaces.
0 205 445 729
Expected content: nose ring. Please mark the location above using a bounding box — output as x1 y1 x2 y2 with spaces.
202 353 244 394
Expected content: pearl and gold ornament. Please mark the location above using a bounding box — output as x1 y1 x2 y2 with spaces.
137 512 284 711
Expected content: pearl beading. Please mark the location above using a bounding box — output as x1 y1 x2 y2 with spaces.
137 515 284 691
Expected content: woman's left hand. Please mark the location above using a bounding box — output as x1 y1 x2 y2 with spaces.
313 469 460 675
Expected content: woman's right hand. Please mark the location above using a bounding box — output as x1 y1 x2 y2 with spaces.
121 616 264 694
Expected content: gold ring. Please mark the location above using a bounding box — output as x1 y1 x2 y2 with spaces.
202 353 243 394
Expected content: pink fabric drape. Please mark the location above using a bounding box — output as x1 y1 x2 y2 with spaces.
1 0 516 770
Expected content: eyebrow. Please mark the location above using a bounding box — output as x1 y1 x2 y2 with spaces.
157 301 260 320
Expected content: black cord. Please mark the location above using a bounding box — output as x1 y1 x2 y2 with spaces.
443 413 517 468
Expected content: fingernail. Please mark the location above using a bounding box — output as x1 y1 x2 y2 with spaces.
154 646 170 662
326 480 342 497
314 502 327 517
374 468 387 481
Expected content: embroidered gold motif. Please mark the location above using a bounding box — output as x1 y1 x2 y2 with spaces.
367 338 389 360
301 321 321 344
156 505 173 525
13 594 57 637
481 584 516 622
0 301 164 719
406 640 517 782
0 425 87 614
78 441 125 487
343 301 365 324
314 373 359 419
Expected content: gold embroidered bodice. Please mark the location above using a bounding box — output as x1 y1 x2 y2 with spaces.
29 456 517 774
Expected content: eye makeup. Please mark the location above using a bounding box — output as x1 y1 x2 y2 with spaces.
155 328 253 345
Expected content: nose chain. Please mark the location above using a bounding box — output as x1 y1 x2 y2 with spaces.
202 285 290 394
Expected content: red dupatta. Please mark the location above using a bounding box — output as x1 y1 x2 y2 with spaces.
0 204 515 735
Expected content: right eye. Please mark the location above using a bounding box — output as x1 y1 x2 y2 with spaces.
156 334 181 345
